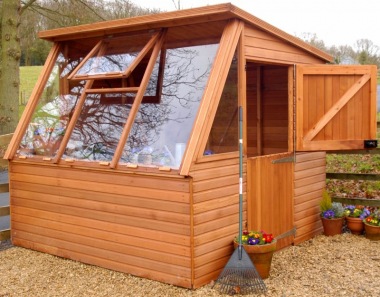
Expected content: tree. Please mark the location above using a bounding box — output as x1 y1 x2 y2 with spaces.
355 39 380 67
327 45 355 64
1 1 23 134
171 0 181 10
298 32 328 52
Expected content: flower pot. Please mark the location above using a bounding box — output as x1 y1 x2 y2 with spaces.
346 217 364 235
364 223 380 241
321 217 344 236
233 240 277 279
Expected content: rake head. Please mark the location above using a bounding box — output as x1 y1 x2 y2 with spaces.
213 246 267 295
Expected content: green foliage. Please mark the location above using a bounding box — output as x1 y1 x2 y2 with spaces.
358 163 374 173
320 190 332 212
331 202 345 218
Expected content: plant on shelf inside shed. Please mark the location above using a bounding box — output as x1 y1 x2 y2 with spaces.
320 190 345 236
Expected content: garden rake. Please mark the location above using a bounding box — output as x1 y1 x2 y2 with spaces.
213 106 267 295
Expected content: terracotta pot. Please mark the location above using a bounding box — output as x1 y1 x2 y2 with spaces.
346 217 364 235
233 240 277 279
321 217 344 236
364 223 380 241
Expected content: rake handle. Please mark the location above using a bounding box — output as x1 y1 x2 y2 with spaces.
238 106 243 260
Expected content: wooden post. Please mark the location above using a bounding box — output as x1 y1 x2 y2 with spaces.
256 66 262 155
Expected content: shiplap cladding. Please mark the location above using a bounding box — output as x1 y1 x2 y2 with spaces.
244 25 326 64
293 152 326 244
10 163 193 288
189 158 242 288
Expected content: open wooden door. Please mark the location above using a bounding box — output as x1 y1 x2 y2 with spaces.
296 65 377 151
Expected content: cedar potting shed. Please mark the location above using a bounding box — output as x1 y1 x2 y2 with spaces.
4 3 377 289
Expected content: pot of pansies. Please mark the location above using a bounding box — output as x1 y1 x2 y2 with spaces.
320 191 345 236
233 230 276 279
344 205 370 235
363 209 380 241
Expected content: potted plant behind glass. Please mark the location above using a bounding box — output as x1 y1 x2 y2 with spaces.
344 205 370 235
233 230 276 279
363 209 380 240
320 190 345 236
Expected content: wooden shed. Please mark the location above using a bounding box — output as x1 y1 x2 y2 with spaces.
4 3 377 289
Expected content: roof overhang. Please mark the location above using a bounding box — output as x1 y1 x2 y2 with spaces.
38 2 333 63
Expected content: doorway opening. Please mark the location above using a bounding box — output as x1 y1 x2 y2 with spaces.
246 63 290 157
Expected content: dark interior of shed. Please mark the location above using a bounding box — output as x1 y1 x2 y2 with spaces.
246 63 289 157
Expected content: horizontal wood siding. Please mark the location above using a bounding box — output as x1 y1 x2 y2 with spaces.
294 152 326 244
9 162 192 288
190 158 242 288
244 26 326 64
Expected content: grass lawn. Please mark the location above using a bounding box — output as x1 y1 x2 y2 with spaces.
19 66 43 116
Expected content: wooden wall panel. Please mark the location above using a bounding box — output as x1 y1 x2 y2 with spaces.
189 158 242 288
293 152 326 244
244 26 326 64
9 162 192 288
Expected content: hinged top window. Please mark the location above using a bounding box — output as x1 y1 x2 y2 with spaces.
69 32 158 81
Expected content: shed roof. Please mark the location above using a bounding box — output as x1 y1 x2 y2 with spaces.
38 3 333 63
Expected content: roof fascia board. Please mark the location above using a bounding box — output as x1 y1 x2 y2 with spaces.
38 2 332 65
38 3 235 42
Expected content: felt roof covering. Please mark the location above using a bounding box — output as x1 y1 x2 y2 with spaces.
38 3 333 63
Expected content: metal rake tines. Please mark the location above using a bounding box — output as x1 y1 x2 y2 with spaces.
214 268 267 295
213 248 267 295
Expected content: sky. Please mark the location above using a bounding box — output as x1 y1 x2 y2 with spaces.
131 0 379 48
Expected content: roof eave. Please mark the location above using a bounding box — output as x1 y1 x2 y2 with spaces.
38 3 235 41
38 2 333 63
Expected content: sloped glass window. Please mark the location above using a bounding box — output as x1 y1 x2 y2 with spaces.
17 49 86 158
204 55 238 155
63 93 133 161
120 43 219 168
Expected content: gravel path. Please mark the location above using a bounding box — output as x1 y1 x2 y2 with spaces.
1 234 379 297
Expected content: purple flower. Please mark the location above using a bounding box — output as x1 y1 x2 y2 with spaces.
360 208 370 219
248 238 260 245
322 210 335 219
204 150 213 155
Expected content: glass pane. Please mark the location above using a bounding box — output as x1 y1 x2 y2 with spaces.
89 54 154 96
63 93 132 161
204 55 238 155
17 49 85 158
121 43 219 168
76 33 154 76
